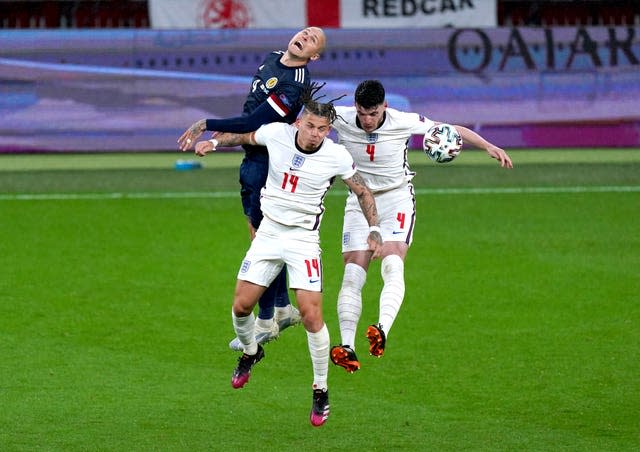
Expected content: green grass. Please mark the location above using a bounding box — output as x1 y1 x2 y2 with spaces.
1 149 639 451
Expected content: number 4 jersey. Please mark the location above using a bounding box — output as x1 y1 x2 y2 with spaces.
333 106 435 193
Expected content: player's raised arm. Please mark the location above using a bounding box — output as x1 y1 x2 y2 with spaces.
343 171 383 259
453 125 513 169
193 131 257 157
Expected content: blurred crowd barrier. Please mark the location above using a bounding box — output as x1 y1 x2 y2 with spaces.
1 26 639 152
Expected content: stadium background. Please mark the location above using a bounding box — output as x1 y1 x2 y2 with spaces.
1 0 639 152
1 2 639 450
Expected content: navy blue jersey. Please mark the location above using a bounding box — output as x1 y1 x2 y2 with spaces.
205 51 311 156
242 51 309 156
243 51 310 123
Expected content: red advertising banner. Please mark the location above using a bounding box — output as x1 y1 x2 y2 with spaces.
149 0 496 29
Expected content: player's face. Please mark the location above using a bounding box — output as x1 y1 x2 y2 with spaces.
355 102 386 133
295 112 331 151
288 27 325 61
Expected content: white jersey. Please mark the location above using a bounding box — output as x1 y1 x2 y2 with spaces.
254 122 357 231
333 106 435 192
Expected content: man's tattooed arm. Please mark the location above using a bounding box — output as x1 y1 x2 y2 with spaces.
344 171 383 257
214 131 256 147
193 131 256 156
345 171 379 228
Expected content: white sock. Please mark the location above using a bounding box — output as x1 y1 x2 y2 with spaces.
274 305 291 322
337 263 366 349
255 317 274 330
307 324 330 391
379 255 405 337
232 310 257 355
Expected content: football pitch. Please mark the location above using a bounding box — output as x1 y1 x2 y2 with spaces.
1 149 639 450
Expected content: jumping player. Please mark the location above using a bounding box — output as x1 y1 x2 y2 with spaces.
330 80 513 372
190 87 383 426
178 27 327 349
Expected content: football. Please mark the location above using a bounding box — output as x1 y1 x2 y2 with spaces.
423 123 463 163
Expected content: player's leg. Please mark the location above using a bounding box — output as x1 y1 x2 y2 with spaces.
286 239 330 426
296 290 330 427
296 289 328 384
366 243 408 357
232 279 267 355
367 186 414 357
331 195 370 372
230 278 268 389
230 229 284 388
337 251 370 348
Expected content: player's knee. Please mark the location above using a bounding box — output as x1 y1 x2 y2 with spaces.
233 295 257 316
341 263 367 291
381 254 404 281
232 302 252 317
300 306 323 332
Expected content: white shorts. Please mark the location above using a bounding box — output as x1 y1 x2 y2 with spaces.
238 216 323 292
341 183 416 253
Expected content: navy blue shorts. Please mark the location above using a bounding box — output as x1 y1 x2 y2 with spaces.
239 151 269 230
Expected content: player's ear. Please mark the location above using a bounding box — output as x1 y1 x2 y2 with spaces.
309 53 321 61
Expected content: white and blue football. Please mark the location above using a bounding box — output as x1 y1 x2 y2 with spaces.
423 123 463 163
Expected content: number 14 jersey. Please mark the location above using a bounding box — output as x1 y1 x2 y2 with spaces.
254 122 356 231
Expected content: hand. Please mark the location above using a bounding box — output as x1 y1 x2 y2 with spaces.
486 144 513 168
367 231 383 260
177 119 206 152
195 139 217 157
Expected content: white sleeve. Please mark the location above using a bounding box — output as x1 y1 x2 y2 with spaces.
396 110 436 135
253 124 270 146
253 122 287 146
338 146 357 180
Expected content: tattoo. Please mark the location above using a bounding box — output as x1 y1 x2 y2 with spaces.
349 171 366 187
191 119 206 135
349 171 379 227
215 131 254 147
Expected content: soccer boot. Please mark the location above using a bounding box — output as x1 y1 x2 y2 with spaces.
275 304 302 331
330 344 360 373
231 344 265 389
228 318 280 351
366 323 386 357
310 388 330 427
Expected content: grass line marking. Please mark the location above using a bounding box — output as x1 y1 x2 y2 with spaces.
1 185 639 201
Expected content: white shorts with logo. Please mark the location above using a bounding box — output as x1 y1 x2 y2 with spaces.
238 216 323 292
341 182 416 253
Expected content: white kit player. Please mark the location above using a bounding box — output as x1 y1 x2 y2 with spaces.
190 85 383 427
329 80 513 373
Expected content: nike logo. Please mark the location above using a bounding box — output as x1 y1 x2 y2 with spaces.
392 231 404 235
309 279 320 283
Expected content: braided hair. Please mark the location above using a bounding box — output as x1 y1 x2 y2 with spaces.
300 82 345 124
